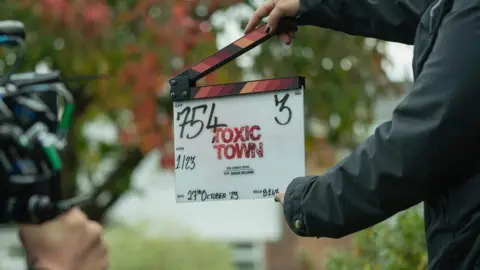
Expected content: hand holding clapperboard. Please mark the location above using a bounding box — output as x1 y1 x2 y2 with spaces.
170 18 306 203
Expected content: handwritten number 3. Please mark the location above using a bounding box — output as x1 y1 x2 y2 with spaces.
274 94 292 125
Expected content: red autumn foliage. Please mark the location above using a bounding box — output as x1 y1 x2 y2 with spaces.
19 0 242 169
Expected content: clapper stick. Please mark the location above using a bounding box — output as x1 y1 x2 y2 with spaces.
169 17 302 101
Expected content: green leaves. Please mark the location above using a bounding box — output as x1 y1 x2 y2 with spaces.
323 205 427 270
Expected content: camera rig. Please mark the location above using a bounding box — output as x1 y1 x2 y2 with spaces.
0 21 97 224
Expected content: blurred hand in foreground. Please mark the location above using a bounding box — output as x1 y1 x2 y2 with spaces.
19 207 109 270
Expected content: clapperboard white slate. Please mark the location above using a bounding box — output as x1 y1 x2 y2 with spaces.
169 19 306 203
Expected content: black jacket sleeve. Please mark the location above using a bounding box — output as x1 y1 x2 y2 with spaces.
284 2 480 238
296 0 434 44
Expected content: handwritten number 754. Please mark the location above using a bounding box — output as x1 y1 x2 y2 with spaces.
177 103 226 139
274 94 292 125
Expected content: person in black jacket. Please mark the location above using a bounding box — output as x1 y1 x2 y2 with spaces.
245 0 480 269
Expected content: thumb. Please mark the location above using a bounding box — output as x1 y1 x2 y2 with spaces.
274 192 285 205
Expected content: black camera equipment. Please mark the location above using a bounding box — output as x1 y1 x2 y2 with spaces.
0 20 103 224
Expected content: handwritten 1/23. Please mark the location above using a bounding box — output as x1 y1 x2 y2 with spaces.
175 92 297 140
176 154 195 170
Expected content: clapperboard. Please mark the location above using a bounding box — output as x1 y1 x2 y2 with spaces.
169 18 306 203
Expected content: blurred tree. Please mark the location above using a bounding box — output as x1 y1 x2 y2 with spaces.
322 205 427 270
0 0 243 222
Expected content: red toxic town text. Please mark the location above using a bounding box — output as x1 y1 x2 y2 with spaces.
213 125 264 160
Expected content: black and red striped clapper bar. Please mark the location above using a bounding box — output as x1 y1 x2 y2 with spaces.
169 17 305 102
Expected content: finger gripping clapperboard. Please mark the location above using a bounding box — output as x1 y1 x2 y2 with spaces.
169 19 306 203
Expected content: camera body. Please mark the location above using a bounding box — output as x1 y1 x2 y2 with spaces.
0 71 68 223
0 20 90 224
